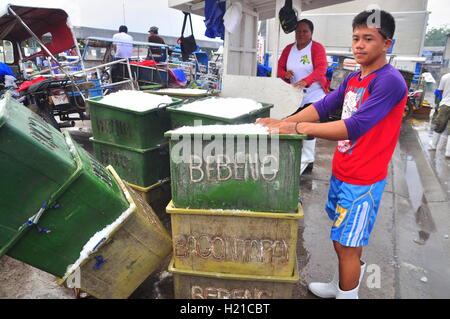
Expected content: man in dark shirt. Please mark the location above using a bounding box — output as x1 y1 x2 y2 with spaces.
147 26 165 61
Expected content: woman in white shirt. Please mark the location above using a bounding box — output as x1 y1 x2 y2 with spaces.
278 19 330 173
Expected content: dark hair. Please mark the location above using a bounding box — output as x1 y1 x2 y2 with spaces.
119 25 128 33
297 19 314 33
352 10 395 39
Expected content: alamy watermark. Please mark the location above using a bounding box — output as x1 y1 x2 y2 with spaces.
365 4 382 29
169 121 282 183
65 267 81 289
365 264 382 289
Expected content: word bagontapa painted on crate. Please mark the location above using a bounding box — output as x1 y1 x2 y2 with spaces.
175 234 289 264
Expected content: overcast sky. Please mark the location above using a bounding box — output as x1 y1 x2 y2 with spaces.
4 0 449 35
426 0 449 29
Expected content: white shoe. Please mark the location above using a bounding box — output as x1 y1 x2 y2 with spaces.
308 269 339 298
429 132 441 150
308 262 366 298
445 137 450 158
336 284 360 299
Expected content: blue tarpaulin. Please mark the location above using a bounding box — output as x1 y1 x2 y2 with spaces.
204 0 225 40
257 64 272 77
0 62 15 82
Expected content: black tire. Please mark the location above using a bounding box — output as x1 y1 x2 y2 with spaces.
37 109 61 132
403 102 414 122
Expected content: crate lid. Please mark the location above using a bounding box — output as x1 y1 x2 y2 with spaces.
144 88 212 98
89 137 169 153
87 95 182 115
166 96 274 122
165 200 304 219
168 258 299 283
164 123 307 140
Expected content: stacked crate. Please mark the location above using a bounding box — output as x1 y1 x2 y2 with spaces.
164 124 307 299
0 94 172 298
166 97 274 129
88 94 181 217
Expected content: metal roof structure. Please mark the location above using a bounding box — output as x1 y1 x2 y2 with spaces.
168 0 354 20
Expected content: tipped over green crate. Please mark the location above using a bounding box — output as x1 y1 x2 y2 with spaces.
0 95 131 277
61 166 172 299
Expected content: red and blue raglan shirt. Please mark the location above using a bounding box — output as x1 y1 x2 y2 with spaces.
314 64 407 185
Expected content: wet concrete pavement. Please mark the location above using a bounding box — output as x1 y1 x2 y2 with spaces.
295 116 450 299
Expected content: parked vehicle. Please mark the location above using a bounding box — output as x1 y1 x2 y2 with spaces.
403 88 424 121
0 4 94 129
81 37 171 89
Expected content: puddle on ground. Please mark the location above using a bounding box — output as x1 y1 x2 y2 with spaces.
404 156 437 245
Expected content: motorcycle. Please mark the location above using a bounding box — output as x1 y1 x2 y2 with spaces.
0 5 93 130
18 78 93 131
403 89 423 121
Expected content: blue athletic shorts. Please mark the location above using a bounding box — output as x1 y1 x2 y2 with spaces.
325 175 387 247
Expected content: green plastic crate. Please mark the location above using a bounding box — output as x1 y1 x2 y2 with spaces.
0 95 130 277
91 138 170 187
164 131 307 213
88 96 182 149
166 98 274 128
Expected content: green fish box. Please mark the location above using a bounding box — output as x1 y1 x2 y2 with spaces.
165 129 307 213
166 98 274 129
91 138 170 187
0 94 130 277
88 96 181 149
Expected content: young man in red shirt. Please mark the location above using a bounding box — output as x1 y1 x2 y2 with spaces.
258 10 407 299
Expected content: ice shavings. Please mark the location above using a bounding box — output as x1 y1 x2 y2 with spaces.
99 90 173 112
177 97 263 119
63 189 136 279
167 123 270 135
64 134 77 156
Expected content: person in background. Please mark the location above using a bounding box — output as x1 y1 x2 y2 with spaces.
429 71 450 158
278 19 330 173
112 25 133 59
147 26 166 62
112 25 133 83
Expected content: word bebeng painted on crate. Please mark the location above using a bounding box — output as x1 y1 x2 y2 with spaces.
169 258 299 299
188 153 279 183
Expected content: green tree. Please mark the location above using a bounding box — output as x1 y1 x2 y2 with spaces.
425 26 450 46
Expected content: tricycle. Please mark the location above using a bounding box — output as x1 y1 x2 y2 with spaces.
0 4 95 130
